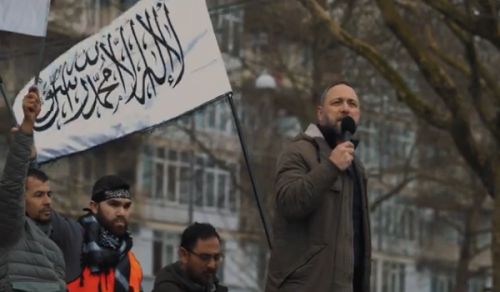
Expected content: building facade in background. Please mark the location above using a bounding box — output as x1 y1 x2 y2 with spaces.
0 0 491 291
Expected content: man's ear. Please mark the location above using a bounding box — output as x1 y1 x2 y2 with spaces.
89 200 98 214
179 247 189 265
316 105 324 123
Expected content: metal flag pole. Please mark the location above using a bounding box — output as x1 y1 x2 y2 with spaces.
34 36 47 87
34 0 51 87
225 92 273 250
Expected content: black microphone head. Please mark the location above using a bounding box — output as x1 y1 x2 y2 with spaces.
340 116 356 135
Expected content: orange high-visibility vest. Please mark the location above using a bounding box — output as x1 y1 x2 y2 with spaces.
67 251 143 292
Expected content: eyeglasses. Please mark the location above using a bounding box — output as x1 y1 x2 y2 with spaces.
187 250 224 263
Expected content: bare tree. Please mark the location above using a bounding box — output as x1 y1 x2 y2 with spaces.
295 0 500 288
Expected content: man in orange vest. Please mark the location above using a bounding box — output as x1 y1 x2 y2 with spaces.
65 175 143 292
19 89 143 291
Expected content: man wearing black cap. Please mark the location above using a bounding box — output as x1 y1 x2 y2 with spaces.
64 174 143 292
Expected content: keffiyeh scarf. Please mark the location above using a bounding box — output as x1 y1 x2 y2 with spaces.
79 212 133 292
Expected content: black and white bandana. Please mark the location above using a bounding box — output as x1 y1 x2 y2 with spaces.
92 188 131 203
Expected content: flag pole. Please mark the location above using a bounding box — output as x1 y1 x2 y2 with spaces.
34 36 47 87
34 0 51 86
226 92 273 250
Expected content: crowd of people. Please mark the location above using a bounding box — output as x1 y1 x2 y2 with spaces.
0 81 370 292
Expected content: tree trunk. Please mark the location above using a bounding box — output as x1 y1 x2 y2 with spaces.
454 222 472 292
493 159 500 291
454 193 484 292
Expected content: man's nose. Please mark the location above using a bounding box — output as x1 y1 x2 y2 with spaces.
340 102 351 114
116 206 126 216
340 101 350 112
207 258 217 269
42 194 51 205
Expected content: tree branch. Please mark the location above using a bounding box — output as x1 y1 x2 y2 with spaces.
427 22 500 109
473 228 492 236
436 212 464 235
296 0 452 130
464 29 500 144
472 242 491 258
370 142 417 211
370 175 417 212
374 0 493 197
463 1 500 145
422 0 500 49
173 123 248 196
375 0 466 115
426 27 469 74
433 17 500 123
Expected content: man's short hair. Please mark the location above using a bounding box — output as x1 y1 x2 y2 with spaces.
91 174 130 202
180 222 221 251
27 168 49 183
318 80 355 105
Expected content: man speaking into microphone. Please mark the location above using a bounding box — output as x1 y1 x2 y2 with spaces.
265 81 371 292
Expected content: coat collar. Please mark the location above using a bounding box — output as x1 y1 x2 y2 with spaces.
304 123 360 148
302 123 365 176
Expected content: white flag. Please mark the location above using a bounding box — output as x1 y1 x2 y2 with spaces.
13 0 232 163
0 0 51 37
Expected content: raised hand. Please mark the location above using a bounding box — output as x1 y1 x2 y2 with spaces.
329 141 354 170
20 86 41 134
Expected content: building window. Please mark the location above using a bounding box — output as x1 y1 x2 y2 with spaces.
211 7 243 58
431 273 454 292
371 259 378 292
382 261 405 292
141 145 153 196
76 152 107 189
153 231 179 275
406 210 415 241
194 101 235 135
144 146 239 212
468 276 486 292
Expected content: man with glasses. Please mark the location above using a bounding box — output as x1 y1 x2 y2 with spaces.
153 222 227 292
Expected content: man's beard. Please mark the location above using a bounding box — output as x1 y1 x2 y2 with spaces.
317 121 341 149
96 211 128 237
36 207 52 224
186 264 216 287
321 114 343 133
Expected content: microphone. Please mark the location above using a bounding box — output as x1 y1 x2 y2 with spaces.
340 116 356 142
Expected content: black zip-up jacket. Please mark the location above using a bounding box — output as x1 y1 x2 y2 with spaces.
153 261 228 292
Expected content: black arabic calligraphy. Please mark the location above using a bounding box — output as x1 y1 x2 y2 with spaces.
35 1 185 131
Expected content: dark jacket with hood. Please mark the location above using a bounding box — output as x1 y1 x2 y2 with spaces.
48 211 83 282
0 131 66 292
153 261 228 292
265 124 371 292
